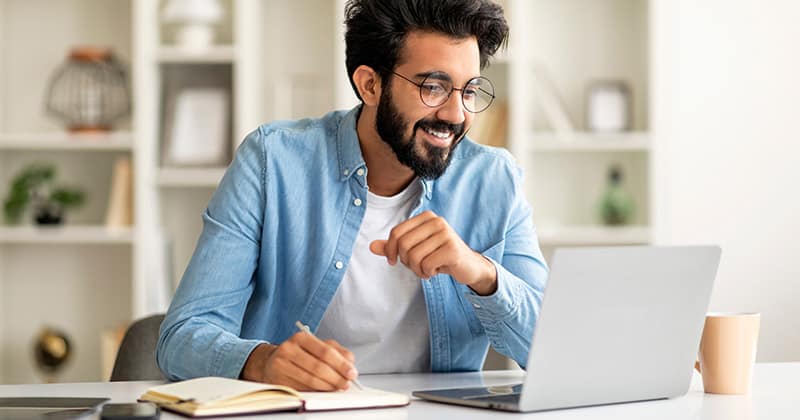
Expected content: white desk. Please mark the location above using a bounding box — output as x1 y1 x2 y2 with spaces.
0 363 797 419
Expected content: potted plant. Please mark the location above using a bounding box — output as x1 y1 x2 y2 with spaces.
3 164 86 225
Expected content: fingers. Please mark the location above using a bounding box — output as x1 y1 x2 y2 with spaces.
384 211 438 265
404 231 449 278
264 333 357 391
368 211 493 290
325 339 355 363
369 240 387 256
395 217 447 266
271 353 340 391
419 242 458 279
293 332 358 386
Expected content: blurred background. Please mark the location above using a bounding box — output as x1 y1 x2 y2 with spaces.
0 0 797 384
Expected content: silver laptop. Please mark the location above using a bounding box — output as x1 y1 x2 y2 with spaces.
413 245 721 412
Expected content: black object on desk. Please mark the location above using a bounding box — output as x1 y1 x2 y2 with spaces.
101 403 160 420
0 397 108 419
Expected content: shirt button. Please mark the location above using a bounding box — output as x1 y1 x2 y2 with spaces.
335 261 344 269
356 168 365 176
473 303 481 309
343 169 349 176
353 198 363 206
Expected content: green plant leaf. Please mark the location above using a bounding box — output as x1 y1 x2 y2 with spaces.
3 163 86 224
51 188 86 208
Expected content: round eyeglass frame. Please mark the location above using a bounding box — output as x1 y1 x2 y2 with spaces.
389 70 496 113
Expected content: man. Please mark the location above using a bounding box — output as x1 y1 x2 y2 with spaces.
157 0 547 391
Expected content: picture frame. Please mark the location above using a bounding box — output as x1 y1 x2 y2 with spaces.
585 80 632 132
161 64 232 166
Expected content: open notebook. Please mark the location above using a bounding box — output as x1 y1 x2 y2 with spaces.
139 377 409 417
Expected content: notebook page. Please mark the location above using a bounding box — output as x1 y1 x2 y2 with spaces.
147 377 298 404
300 387 410 411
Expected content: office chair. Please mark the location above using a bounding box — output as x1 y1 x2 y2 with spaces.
110 313 166 381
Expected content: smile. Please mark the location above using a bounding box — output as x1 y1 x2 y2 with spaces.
420 126 453 147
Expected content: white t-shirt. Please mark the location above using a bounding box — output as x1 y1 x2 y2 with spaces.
316 179 431 373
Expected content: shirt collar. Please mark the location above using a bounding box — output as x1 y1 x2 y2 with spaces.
336 106 367 181
420 178 434 200
335 105 434 200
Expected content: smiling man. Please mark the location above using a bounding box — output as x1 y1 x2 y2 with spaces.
156 0 548 391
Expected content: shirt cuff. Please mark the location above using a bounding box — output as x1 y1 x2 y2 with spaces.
214 338 267 379
464 257 522 321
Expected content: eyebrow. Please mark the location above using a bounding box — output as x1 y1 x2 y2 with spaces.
413 71 452 82
412 71 483 84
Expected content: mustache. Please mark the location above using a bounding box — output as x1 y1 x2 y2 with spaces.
415 119 465 140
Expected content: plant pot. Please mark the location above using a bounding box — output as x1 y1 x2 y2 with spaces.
34 206 63 225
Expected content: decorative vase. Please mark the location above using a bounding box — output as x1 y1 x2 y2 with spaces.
44 47 131 132
162 0 224 51
599 165 634 225
33 327 72 383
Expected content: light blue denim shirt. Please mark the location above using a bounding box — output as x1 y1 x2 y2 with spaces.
156 107 548 380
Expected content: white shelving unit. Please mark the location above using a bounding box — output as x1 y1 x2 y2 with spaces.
156 45 237 64
0 132 134 151
530 132 650 152
132 0 262 311
135 0 340 299
0 226 134 245
499 0 654 257
0 0 135 384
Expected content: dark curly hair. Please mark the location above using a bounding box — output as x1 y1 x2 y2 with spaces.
344 0 509 101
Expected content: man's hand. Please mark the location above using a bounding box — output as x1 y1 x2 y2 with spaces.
240 332 358 391
369 210 498 295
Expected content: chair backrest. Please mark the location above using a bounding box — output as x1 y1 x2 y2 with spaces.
110 314 166 381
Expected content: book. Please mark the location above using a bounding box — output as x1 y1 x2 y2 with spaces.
530 62 575 135
139 377 410 417
104 156 133 228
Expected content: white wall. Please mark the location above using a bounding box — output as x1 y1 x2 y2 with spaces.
652 0 800 361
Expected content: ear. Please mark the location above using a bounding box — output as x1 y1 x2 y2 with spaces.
352 65 382 107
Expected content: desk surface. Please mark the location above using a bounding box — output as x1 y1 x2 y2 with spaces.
0 363 797 419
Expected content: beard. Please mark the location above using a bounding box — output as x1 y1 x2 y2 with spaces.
375 82 465 180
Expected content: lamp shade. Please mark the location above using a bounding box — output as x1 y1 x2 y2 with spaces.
162 0 224 24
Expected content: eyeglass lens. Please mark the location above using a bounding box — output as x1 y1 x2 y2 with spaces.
419 75 494 113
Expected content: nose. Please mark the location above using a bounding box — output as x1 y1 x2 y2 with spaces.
435 90 467 126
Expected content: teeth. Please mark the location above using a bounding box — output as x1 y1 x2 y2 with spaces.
423 127 451 139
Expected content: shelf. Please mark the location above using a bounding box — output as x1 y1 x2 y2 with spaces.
530 132 650 152
0 225 134 244
158 167 226 187
0 132 134 151
536 225 651 246
157 45 237 64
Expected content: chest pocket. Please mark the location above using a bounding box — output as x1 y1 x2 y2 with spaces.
454 240 505 337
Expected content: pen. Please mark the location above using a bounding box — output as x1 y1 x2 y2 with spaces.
295 320 365 390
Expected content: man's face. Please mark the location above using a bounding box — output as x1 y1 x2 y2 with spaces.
375 32 481 180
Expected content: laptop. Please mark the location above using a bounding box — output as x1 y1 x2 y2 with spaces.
413 245 721 412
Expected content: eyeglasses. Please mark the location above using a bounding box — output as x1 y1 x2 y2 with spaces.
388 70 495 113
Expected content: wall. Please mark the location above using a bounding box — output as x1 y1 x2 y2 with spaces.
652 0 800 361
